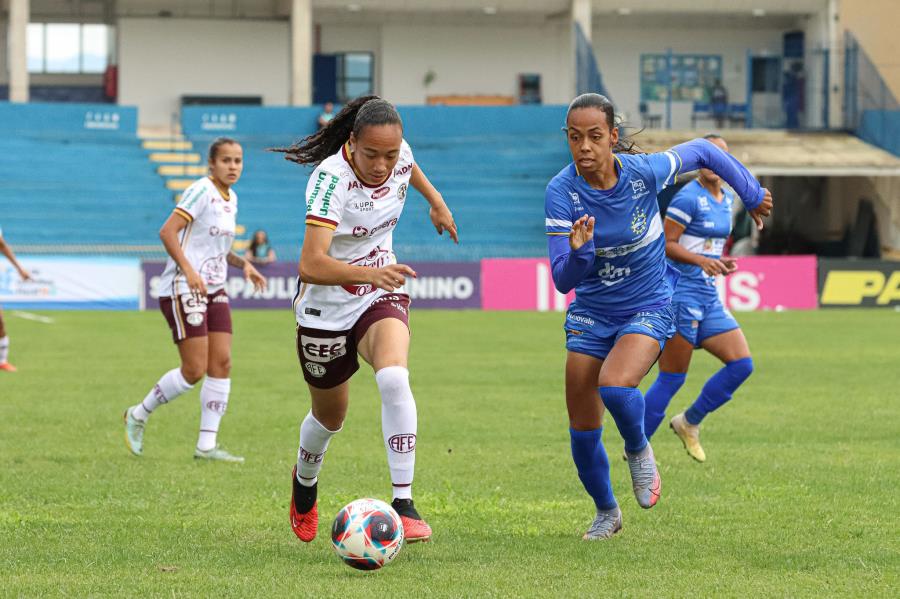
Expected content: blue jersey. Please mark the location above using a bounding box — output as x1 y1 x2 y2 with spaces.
665 179 734 302
545 151 681 316
545 138 764 317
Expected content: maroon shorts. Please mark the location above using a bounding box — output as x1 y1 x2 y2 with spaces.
296 293 410 389
160 289 233 343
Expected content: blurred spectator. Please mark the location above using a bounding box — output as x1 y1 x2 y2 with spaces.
246 229 276 265
317 102 335 130
710 79 728 128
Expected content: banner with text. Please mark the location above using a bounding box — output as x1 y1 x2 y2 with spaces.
818 259 900 308
142 261 481 310
0 256 141 310
481 256 818 311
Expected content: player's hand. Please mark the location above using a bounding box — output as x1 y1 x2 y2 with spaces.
698 256 731 277
749 188 773 230
569 215 595 251
244 263 267 293
721 257 738 274
185 269 207 298
370 264 417 292
429 204 459 244
17 268 32 282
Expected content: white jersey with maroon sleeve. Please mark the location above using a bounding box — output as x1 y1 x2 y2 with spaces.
157 177 237 298
294 139 415 331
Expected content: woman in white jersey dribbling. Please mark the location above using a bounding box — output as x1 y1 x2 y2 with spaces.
123 137 266 462
273 96 458 544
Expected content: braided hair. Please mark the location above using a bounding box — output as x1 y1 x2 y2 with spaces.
271 96 403 166
566 93 642 154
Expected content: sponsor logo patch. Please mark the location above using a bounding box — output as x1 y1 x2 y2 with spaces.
304 362 327 378
371 186 391 200
299 447 325 463
301 335 348 363
388 434 416 453
186 312 204 326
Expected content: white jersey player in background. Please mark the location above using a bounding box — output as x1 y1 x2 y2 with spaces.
273 96 458 544
0 225 33 372
123 138 266 462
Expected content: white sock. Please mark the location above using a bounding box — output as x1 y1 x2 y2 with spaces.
376 366 417 501
197 376 231 451
296 411 340 487
0 336 9 364
133 368 193 422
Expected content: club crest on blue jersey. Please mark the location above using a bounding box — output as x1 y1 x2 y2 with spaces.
630 208 648 237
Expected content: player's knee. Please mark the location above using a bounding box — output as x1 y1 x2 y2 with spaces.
210 356 231 378
726 356 754 382
312 409 345 432
181 362 207 384
597 372 641 388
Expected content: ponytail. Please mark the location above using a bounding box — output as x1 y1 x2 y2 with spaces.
271 95 402 166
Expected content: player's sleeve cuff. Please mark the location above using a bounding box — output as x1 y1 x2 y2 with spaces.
665 207 691 227
174 207 193 222
306 215 338 230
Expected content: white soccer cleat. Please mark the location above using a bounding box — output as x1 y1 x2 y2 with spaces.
670 412 706 463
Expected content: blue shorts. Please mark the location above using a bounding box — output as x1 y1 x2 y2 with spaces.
564 304 676 360
673 298 740 348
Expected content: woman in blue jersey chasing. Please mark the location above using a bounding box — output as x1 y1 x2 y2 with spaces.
643 134 754 463
545 94 772 540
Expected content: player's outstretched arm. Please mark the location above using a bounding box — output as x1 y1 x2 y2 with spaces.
227 251 267 293
410 164 458 243
0 235 31 281
299 225 416 292
667 139 773 229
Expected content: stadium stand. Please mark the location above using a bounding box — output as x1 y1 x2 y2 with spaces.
0 103 167 254
177 105 572 261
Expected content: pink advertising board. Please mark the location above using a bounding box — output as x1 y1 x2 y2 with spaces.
717 255 818 311
481 255 818 311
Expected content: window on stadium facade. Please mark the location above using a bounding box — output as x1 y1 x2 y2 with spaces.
27 23 111 74
337 52 374 102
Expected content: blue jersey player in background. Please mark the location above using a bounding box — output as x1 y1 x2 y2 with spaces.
644 134 755 463
545 95 773 540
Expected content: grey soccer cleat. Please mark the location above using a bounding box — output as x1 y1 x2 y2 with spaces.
123 407 145 456
194 445 245 463
583 507 623 540
625 444 661 509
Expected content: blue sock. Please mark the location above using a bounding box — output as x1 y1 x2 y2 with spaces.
598 386 648 454
685 357 754 425
569 427 617 511
644 371 687 439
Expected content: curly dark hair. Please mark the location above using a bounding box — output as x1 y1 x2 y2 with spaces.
270 96 403 166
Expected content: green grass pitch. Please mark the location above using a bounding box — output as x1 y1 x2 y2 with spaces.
1 309 897 597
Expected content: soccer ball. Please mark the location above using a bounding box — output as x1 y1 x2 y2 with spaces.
331 498 404 570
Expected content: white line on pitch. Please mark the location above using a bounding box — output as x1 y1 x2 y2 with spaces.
11 311 55 324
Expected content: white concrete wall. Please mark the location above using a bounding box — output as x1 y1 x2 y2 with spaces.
117 18 290 127
592 23 784 129
376 22 572 105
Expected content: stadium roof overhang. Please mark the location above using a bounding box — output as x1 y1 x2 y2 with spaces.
24 0 828 23
637 131 900 178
